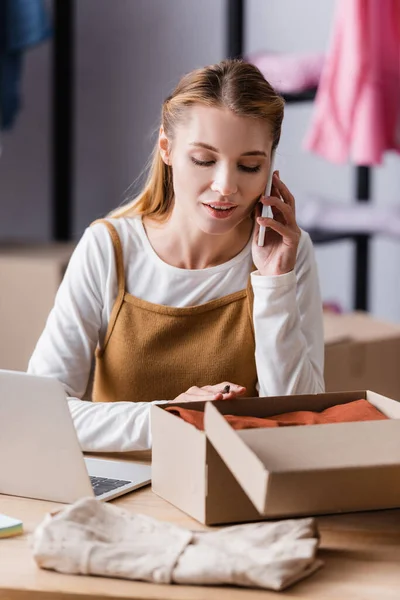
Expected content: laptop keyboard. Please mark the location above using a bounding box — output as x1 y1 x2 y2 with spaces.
90 476 131 496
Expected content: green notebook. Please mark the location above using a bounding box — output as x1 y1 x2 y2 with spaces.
0 513 23 538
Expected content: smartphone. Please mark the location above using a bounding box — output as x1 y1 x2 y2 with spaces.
257 150 276 247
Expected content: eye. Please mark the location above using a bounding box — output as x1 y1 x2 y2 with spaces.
191 157 215 167
191 157 261 173
239 165 261 173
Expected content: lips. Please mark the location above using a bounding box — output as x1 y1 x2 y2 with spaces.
202 203 237 219
204 203 236 210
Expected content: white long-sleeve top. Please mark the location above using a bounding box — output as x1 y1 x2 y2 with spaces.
28 217 324 452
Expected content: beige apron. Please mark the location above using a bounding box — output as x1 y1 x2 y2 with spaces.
92 220 258 403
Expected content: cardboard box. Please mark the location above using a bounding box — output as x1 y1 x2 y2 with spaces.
324 311 400 401
0 243 75 371
151 390 400 525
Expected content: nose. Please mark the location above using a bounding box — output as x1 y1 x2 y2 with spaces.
211 166 238 197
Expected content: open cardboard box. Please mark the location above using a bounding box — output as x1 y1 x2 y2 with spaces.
151 390 400 525
324 311 400 400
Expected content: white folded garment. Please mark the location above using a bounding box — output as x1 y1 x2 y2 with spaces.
32 497 322 591
295 192 400 237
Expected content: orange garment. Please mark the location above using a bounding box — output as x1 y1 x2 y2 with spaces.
165 399 388 431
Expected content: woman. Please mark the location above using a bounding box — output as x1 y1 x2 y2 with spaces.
28 59 324 452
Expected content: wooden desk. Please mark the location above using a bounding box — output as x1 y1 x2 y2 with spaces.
1 451 400 599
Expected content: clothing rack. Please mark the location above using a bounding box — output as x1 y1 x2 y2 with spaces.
227 0 371 311
51 0 370 310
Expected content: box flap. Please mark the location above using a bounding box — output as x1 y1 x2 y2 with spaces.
204 402 268 515
324 311 400 345
237 419 400 473
205 395 400 517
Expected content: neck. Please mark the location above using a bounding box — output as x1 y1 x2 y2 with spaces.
143 209 253 270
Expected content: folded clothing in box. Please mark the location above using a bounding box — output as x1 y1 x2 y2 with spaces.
165 398 388 431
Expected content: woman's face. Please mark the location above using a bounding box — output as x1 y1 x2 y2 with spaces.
160 105 273 235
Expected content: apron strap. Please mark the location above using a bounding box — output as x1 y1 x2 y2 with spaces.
91 218 126 352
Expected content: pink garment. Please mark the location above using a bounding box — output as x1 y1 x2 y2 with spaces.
248 52 324 93
304 0 400 166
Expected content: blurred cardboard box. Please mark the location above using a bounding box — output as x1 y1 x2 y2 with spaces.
151 390 400 525
324 311 400 401
0 243 75 371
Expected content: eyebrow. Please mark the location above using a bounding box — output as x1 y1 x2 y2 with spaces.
189 142 267 157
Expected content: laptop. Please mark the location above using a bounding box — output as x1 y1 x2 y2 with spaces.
0 370 151 503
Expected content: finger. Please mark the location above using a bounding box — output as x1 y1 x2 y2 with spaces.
186 386 211 396
269 184 284 222
206 383 246 394
234 386 247 395
226 384 247 394
216 384 247 401
257 196 277 225
257 216 300 244
221 387 247 400
255 198 268 220
260 196 296 228
270 181 281 200
265 198 295 227
176 386 220 402
272 174 296 213
173 391 223 403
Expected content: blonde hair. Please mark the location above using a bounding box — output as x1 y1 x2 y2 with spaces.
110 59 285 220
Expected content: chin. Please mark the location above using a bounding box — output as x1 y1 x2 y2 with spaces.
201 218 244 236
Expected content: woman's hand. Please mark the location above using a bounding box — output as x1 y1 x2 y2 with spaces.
172 382 247 403
252 172 301 276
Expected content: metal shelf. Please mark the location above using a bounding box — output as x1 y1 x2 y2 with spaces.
308 231 370 245
281 89 317 103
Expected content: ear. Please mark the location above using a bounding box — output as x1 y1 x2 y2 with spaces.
159 126 171 165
